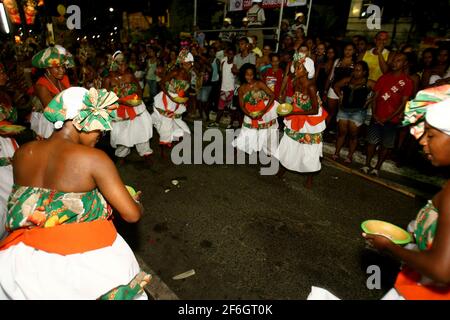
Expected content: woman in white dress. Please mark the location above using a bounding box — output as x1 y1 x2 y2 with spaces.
152 48 192 158
274 52 328 189
104 51 153 166
0 87 150 299
232 63 279 156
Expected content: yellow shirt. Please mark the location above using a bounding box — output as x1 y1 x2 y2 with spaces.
363 48 389 82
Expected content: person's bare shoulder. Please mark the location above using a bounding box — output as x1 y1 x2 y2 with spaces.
13 140 42 160
69 144 111 164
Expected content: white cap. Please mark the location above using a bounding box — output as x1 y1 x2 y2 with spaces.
295 12 304 20
426 98 450 136
252 0 263 2
224 18 232 24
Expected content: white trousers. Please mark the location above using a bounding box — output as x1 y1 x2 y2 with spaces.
115 142 153 158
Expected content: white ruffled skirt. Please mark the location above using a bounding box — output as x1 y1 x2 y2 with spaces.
232 101 279 156
110 103 153 148
0 234 147 300
273 108 326 173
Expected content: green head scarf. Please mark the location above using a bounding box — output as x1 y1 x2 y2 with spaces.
402 84 450 139
32 45 75 69
44 87 119 132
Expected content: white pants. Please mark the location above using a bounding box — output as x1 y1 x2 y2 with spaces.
115 142 153 158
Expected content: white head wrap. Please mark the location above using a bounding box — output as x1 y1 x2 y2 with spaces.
51 87 89 129
425 98 450 136
291 53 315 79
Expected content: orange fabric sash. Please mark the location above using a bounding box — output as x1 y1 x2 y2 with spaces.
117 95 141 120
286 106 328 131
162 93 180 117
117 105 137 120
0 220 117 256
394 267 450 300
36 75 70 96
245 100 273 128
0 120 12 126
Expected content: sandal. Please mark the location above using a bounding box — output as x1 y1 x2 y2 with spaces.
344 157 352 164
331 154 339 161
360 166 371 174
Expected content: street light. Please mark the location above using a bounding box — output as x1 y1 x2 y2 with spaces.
93 17 97 21
114 26 117 30
109 7 114 12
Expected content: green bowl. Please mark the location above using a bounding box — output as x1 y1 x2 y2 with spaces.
361 220 412 245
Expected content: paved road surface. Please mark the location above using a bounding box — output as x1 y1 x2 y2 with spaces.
113 142 426 300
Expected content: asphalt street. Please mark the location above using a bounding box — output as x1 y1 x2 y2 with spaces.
108 130 429 300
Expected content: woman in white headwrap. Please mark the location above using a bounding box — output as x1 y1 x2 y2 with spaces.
0 87 150 299
152 48 192 158
104 51 153 166
274 52 327 189
309 85 450 300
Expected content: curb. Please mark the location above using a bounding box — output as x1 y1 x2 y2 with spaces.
322 142 445 188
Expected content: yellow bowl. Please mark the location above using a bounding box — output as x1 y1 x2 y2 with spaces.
361 220 412 245
125 185 137 197
173 96 189 104
277 103 293 115
249 111 262 118
125 99 142 106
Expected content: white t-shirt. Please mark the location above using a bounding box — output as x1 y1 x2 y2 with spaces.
247 5 265 26
221 58 235 91
429 67 450 85
216 50 225 62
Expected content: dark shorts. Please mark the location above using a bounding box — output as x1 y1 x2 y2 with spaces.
367 121 398 149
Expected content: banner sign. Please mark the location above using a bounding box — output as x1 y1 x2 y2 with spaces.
230 0 301 11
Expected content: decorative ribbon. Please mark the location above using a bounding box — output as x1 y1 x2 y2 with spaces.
161 93 180 119
243 118 277 129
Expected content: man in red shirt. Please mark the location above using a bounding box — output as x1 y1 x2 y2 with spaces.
361 53 413 176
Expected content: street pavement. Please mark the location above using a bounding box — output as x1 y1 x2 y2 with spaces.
111 133 432 300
